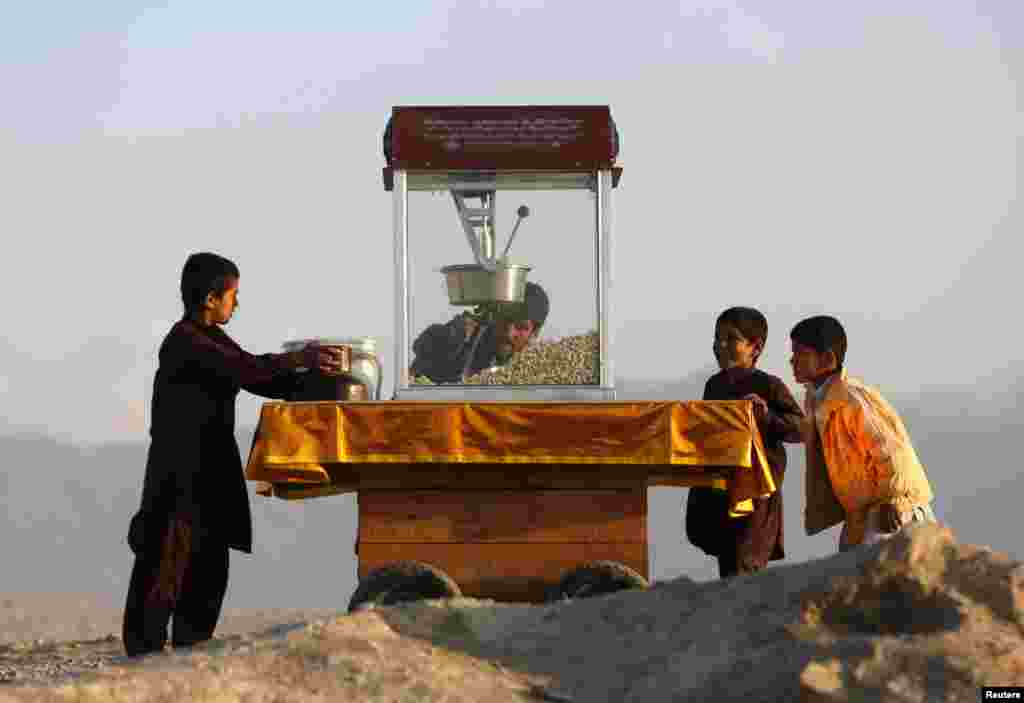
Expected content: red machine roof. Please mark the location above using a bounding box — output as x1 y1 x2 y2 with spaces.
383 105 619 172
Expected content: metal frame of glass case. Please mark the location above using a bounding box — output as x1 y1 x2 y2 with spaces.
391 169 617 400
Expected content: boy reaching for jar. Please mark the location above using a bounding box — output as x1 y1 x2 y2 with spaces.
122 252 345 656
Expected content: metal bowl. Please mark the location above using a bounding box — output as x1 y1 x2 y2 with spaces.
289 372 367 402
440 263 531 305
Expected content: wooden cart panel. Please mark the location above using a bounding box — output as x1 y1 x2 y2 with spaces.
357 489 647 602
358 490 644 543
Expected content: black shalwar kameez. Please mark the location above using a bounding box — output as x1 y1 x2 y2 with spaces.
685 367 803 578
123 319 300 655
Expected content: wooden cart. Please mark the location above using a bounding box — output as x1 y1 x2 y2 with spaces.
245 107 776 609
246 399 775 609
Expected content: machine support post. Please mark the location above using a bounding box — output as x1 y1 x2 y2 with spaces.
596 169 614 392
393 170 410 391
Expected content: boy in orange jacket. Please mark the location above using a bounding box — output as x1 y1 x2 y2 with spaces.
790 315 936 551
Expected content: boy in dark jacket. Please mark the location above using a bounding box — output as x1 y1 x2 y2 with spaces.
685 307 803 578
122 252 344 656
409 282 550 384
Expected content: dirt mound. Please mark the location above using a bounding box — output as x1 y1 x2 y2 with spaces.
0 613 548 702
796 523 1024 701
1 523 1022 702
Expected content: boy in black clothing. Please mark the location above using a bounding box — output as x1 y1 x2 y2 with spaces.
685 307 803 577
409 282 550 384
122 252 345 656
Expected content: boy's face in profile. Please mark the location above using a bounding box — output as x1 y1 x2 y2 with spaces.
789 340 835 384
206 276 240 326
713 323 761 371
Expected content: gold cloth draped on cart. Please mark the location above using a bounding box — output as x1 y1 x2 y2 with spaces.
245 400 775 518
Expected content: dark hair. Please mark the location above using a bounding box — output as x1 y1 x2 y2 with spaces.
716 307 768 346
523 282 550 331
180 252 240 314
498 282 550 332
790 315 847 367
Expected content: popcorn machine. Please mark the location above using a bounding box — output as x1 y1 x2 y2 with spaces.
245 106 777 610
383 105 621 399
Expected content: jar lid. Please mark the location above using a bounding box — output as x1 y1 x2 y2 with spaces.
283 337 377 352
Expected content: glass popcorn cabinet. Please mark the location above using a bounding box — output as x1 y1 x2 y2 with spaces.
383 105 622 400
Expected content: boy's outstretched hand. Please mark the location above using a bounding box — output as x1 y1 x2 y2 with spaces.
744 393 768 421
301 344 347 375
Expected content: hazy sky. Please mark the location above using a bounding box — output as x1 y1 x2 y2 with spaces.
2 0 1020 445
1 1 1021 612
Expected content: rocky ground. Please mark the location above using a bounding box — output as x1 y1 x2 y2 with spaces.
0 604 344 689
1 523 1022 702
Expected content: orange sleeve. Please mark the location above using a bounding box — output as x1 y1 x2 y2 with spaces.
819 403 885 514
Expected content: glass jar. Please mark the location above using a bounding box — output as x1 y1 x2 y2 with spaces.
282 337 382 400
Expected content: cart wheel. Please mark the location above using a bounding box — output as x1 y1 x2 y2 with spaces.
347 561 461 613
554 561 649 601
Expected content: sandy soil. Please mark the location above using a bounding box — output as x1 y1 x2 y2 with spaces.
0 592 342 646
0 593 347 688
2 525 1022 701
